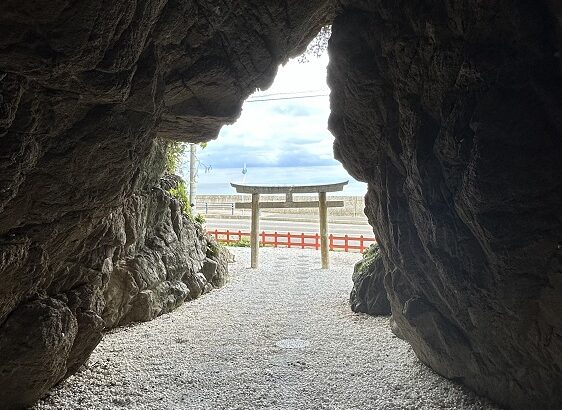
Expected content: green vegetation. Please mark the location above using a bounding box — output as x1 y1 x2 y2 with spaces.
164 140 211 223
207 239 220 259
355 244 381 275
165 141 188 174
168 180 192 218
222 237 251 247
165 140 209 174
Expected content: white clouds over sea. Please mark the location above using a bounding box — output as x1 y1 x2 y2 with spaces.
182 53 367 196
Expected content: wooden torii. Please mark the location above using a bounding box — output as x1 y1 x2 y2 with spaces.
230 181 348 269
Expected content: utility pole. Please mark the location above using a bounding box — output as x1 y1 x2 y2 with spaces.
189 143 197 209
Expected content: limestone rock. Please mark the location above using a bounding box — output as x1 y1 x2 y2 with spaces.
350 244 391 316
330 2 562 409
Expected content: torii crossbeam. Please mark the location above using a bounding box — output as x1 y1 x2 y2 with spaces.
230 181 348 269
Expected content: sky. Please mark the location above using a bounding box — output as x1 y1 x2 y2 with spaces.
182 52 367 196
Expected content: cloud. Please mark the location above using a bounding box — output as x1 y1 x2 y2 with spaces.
271 104 313 117
178 52 367 195
192 53 342 170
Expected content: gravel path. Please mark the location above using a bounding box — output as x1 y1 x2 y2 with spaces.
36 248 500 410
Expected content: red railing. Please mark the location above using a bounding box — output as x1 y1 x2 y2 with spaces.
208 229 376 253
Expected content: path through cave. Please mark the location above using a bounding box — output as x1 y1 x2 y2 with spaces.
35 248 498 410
1 1 561 409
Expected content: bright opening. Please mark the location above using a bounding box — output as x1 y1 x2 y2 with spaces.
185 51 368 196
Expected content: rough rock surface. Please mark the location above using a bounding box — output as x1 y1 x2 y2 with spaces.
329 2 562 409
2 0 562 408
102 175 229 329
204 235 231 289
0 168 229 406
0 1 332 406
350 244 391 316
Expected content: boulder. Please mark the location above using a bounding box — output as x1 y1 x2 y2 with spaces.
0 298 78 406
350 244 391 316
205 235 232 288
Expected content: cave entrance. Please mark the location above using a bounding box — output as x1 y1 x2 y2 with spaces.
189 45 363 193
185 39 372 267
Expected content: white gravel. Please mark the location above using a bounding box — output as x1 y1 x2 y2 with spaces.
35 247 501 410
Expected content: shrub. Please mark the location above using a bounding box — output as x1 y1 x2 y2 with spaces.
168 180 192 219
165 141 187 174
222 237 251 247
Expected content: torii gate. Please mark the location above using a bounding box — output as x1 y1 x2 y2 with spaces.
230 181 348 269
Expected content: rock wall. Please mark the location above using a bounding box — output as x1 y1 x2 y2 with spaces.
329 1 562 409
0 165 230 407
0 1 332 407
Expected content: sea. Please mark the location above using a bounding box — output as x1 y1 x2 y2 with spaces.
181 165 368 196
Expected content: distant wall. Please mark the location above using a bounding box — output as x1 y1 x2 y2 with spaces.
195 195 366 217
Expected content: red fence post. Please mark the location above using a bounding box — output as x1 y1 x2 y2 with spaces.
344 234 349 252
315 233 319 250
300 233 305 249
274 231 278 247
288 232 291 248
238 230 242 241
213 229 218 241
359 235 364 253
261 231 265 247
226 230 230 244
329 234 334 251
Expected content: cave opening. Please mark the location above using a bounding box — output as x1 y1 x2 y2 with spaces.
1 1 561 409
189 49 366 196
183 36 371 257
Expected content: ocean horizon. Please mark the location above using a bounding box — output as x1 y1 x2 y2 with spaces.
180 165 368 196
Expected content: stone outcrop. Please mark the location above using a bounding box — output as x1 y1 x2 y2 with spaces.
350 244 391 316
329 1 562 409
0 1 332 407
0 167 230 407
204 235 231 289
102 175 229 329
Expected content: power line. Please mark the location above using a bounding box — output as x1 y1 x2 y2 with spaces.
250 89 329 98
246 94 329 103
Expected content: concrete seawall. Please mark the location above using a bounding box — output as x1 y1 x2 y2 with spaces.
195 194 367 218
